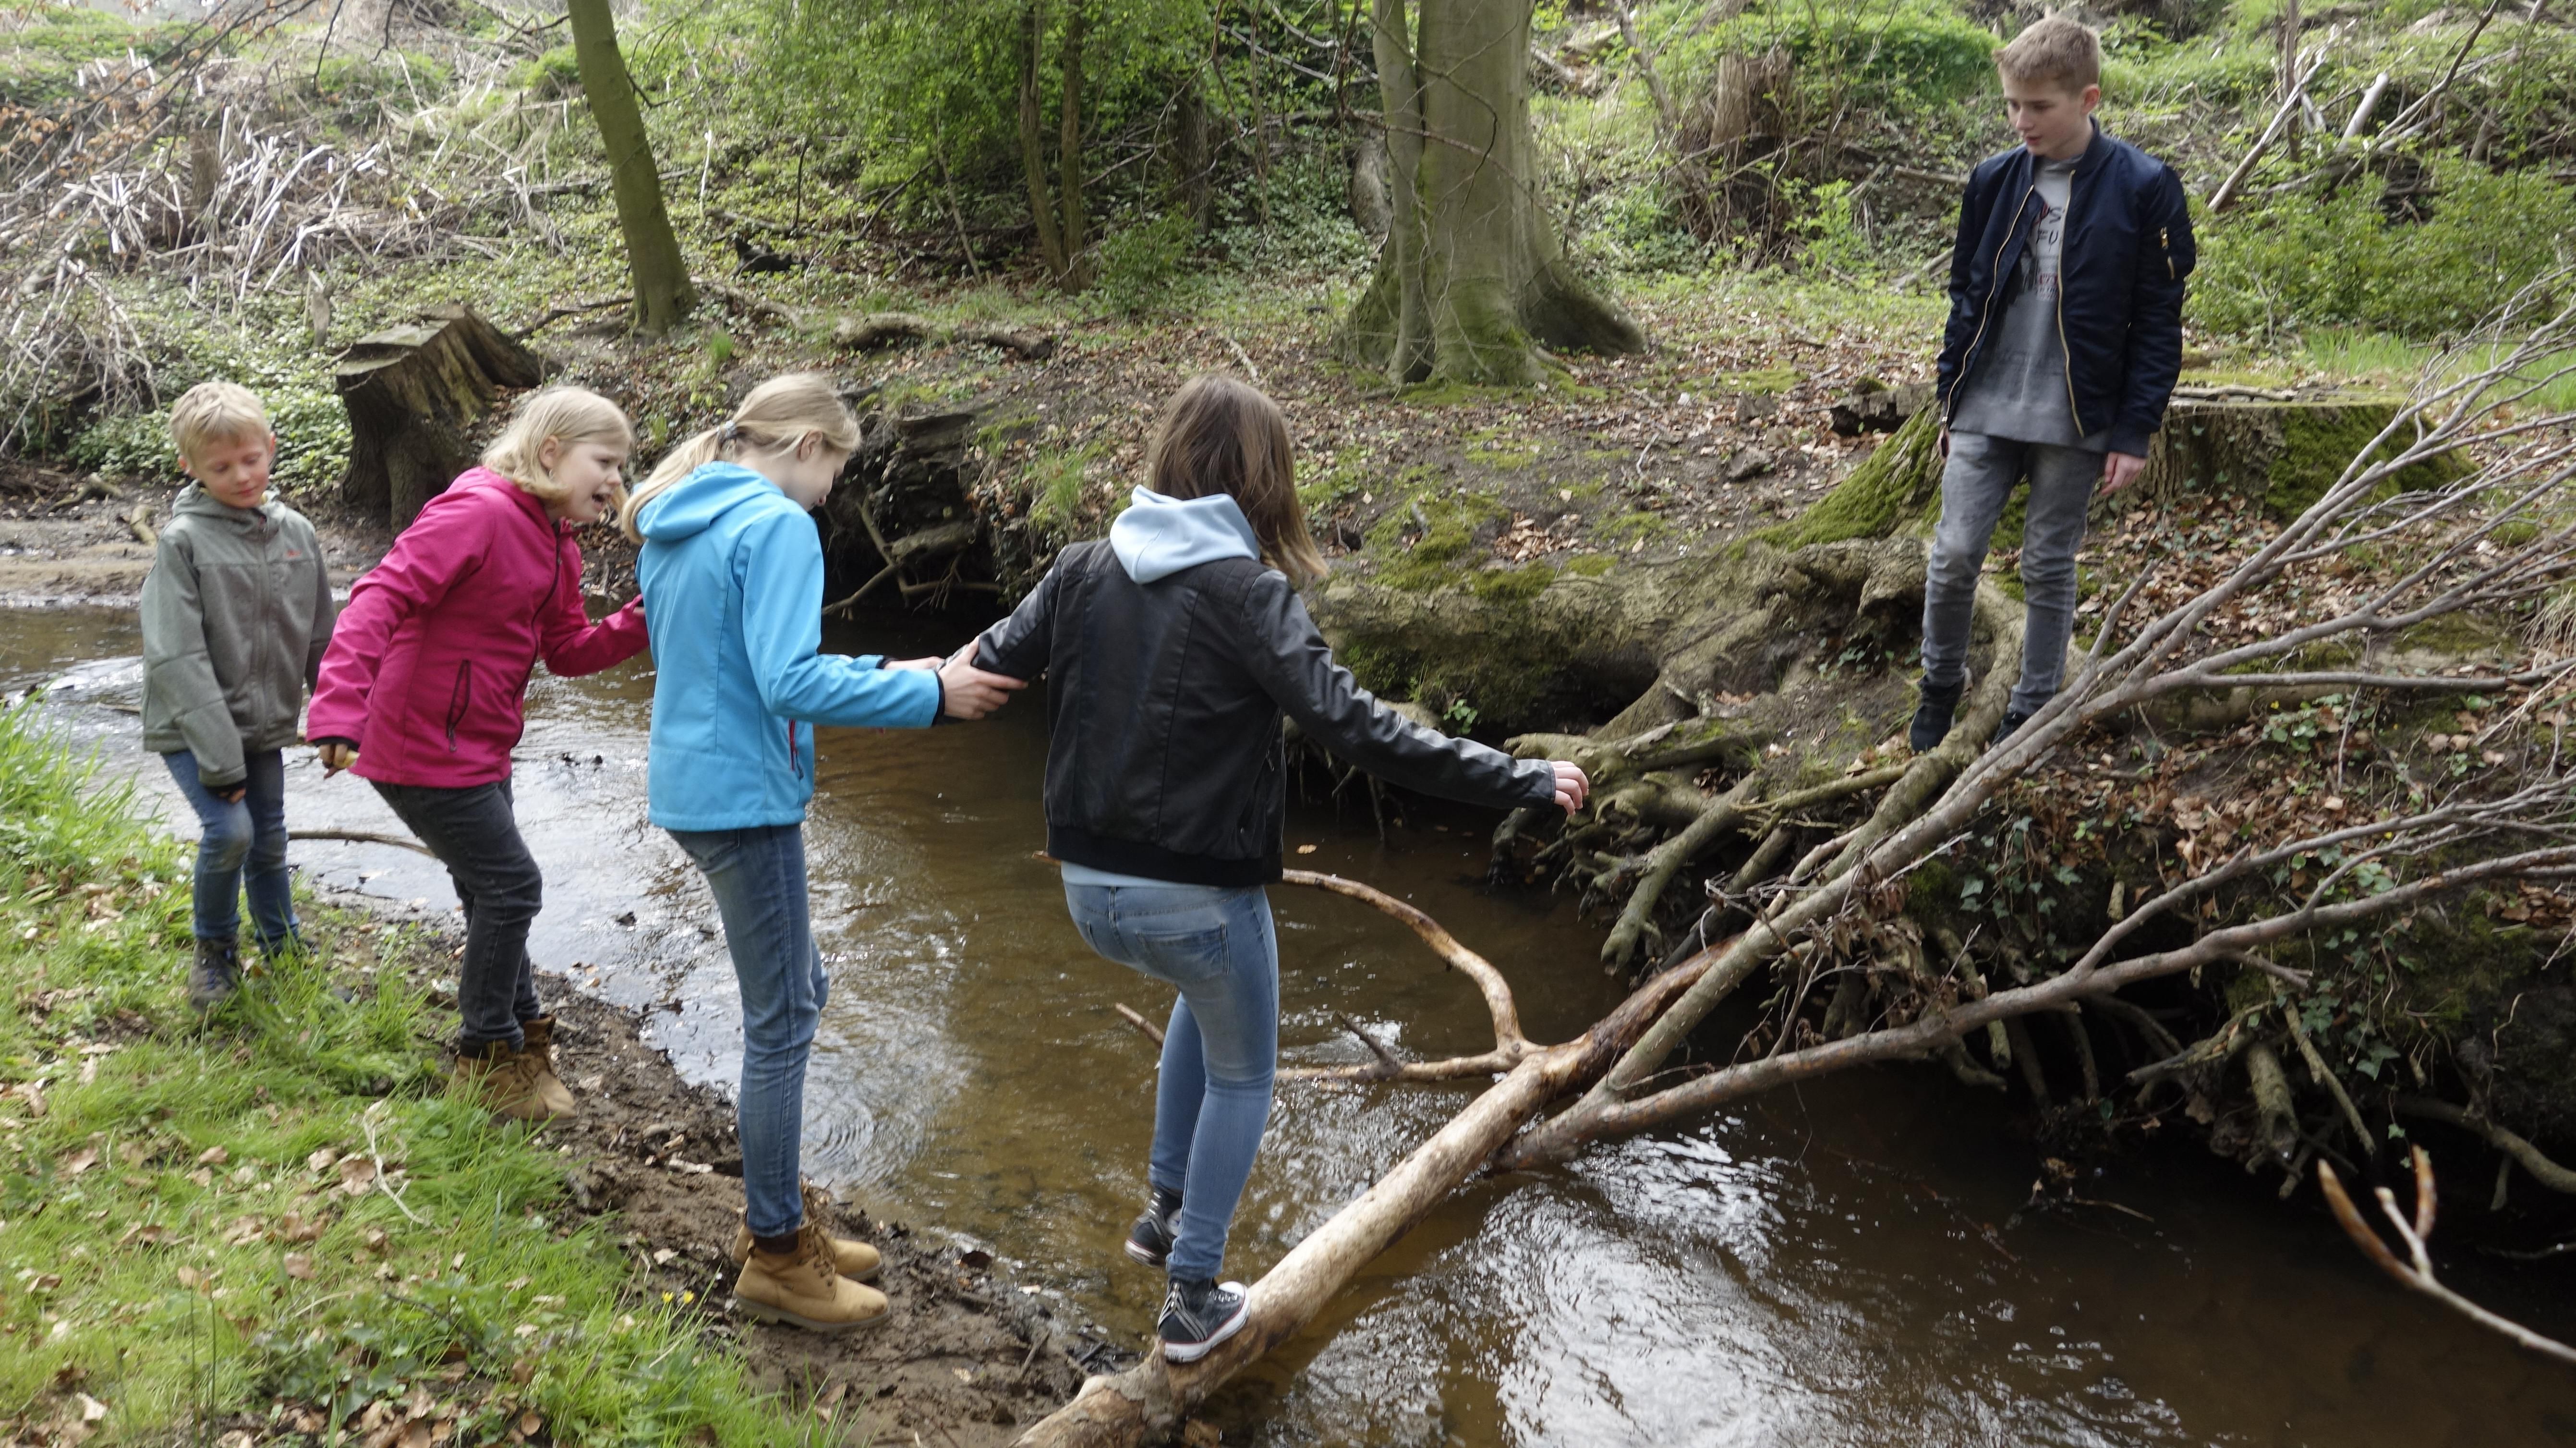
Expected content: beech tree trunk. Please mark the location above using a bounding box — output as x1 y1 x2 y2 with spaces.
566 0 695 334
1341 0 1644 385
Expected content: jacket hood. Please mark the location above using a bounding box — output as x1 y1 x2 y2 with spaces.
1108 487 1259 583
634 462 786 543
172 482 284 526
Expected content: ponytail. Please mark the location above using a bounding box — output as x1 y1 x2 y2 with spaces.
622 373 861 543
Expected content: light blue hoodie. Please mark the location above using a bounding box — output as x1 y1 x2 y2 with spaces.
633 462 941 831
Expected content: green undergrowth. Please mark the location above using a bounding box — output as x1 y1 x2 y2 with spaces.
0 703 787 1445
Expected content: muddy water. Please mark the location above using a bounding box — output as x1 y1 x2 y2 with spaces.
9 603 2575 1446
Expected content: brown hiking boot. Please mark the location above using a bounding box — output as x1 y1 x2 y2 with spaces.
730 1221 880 1282
732 1223 889 1332
516 1015 577 1117
450 1040 559 1122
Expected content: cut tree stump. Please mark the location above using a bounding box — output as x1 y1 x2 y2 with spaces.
336 304 544 529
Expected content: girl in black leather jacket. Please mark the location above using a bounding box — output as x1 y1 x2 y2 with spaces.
973 375 1588 1361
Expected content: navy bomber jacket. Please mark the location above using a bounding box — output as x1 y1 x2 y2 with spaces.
1935 122 2197 459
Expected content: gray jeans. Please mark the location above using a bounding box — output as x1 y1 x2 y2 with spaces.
371 779 544 1050
1922 431 2100 716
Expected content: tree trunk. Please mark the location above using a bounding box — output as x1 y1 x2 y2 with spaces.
565 0 695 335
1019 0 1071 282
1057 0 1090 288
1340 0 1644 386
1173 74 1212 230
335 304 542 530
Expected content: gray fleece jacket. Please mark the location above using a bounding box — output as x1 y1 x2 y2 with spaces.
139 485 337 787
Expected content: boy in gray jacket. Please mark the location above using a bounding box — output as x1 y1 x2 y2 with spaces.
139 382 337 1010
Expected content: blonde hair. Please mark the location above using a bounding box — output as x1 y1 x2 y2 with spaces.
1998 15 2100 93
169 381 269 463
1146 375 1326 585
623 373 861 543
480 386 634 509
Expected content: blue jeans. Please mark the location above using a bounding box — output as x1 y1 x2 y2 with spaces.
162 748 297 950
1923 431 2101 717
668 823 828 1240
1065 882 1279 1280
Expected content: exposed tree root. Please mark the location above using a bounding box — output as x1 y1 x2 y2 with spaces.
2394 1095 2576 1195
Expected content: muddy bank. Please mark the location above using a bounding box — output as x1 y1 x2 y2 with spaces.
530 987 1123 1443
344 887 1129 1445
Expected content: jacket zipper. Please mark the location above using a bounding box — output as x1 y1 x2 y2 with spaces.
2055 161 2086 437
444 659 472 750
1948 182 2035 426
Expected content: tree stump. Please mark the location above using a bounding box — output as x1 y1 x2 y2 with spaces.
336 304 543 529
2122 394 2463 521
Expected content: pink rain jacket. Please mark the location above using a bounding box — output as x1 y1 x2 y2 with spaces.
308 469 649 788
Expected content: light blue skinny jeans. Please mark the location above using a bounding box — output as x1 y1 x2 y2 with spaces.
668 822 828 1240
1922 431 2102 717
162 747 298 950
1065 881 1279 1281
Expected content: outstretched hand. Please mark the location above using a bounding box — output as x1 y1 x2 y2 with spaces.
1551 760 1591 816
937 648 1025 721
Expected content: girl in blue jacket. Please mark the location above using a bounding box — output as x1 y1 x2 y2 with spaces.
624 373 1021 1332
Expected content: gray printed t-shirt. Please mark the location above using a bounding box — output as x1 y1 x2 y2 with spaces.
1950 157 2109 452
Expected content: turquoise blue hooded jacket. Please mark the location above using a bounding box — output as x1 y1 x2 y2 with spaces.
633 462 941 831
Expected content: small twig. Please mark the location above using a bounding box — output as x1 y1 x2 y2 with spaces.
2319 1152 2576 1366
361 1101 427 1225
1332 1011 1404 1072
288 828 435 857
1113 1003 1166 1048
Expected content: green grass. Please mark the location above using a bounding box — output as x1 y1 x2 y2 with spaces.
0 701 789 1445
2302 331 2576 415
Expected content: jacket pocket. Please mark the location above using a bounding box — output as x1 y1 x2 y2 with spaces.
444 659 473 751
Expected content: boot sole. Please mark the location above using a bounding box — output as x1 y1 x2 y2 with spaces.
1123 1239 1169 1268
731 1295 889 1333
1160 1302 1248 1363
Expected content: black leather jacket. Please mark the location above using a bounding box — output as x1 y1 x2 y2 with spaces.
1935 123 2196 458
973 542 1559 886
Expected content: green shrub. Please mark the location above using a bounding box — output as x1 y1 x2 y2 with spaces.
2192 160 2576 340
1091 212 1200 316
1659 0 1997 111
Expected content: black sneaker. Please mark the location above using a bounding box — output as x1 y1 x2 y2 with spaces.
1157 1276 1249 1363
1125 1185 1183 1268
186 937 240 1013
1909 677 1964 753
1990 707 2035 747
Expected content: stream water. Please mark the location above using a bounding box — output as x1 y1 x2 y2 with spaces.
7 602 2574 1446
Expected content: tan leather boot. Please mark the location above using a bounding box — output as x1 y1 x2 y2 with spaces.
451 1041 557 1122
729 1221 880 1282
732 1223 889 1332
515 1015 578 1117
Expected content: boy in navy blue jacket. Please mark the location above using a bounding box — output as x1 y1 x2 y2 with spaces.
1910 15 2196 753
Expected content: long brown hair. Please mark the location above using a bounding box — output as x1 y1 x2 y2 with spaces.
622 373 861 542
1144 375 1326 584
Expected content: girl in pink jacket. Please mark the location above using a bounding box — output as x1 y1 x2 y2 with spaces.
309 387 649 1122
